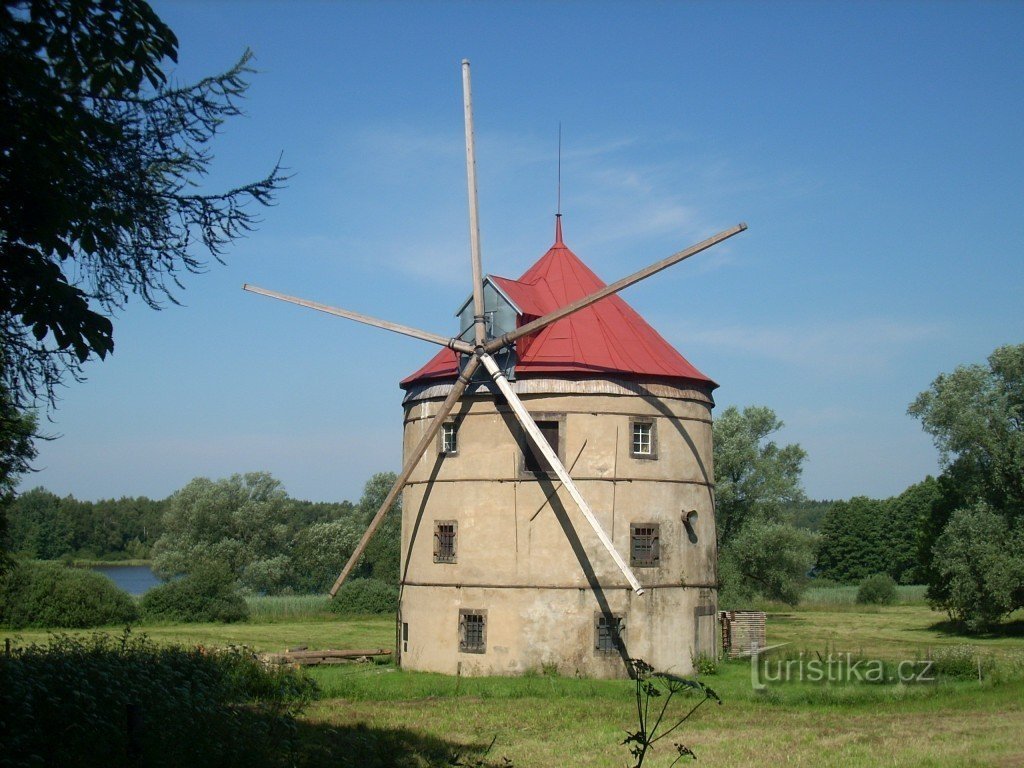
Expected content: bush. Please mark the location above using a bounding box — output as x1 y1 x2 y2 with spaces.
0 630 318 767
329 578 398 615
142 563 249 623
0 561 138 628
856 573 898 605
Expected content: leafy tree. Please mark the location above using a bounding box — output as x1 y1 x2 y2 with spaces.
141 561 249 623
856 573 897 605
908 343 1024 517
0 560 138 628
351 471 401 585
0 376 37 571
289 519 362 593
151 472 295 593
909 344 1024 625
1 0 284 409
884 477 940 584
816 480 939 585
931 504 1024 631
816 497 889 583
713 405 807 545
718 518 817 606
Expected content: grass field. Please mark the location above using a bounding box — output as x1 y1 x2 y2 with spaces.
5 590 1024 767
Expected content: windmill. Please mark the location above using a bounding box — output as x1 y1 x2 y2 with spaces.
245 61 745 676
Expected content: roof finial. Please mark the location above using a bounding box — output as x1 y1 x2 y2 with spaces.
555 122 564 246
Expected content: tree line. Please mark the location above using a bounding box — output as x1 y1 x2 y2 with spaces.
719 343 1023 631
3 345 1022 629
2 477 398 596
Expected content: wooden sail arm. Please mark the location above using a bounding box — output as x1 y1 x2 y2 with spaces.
328 354 482 597
243 284 475 355
479 352 645 595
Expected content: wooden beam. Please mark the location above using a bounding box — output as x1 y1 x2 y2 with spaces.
243 283 474 355
329 354 482 597
479 352 644 595
484 223 747 353
461 60 487 348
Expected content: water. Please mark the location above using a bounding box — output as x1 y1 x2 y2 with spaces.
92 565 162 595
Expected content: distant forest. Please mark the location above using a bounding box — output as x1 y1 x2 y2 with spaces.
5 486 354 562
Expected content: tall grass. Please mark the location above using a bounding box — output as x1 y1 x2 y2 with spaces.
800 583 928 608
245 594 334 622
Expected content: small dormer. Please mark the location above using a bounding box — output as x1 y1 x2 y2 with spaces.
455 277 523 343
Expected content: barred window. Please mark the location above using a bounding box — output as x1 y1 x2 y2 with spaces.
433 521 457 563
630 418 657 459
440 423 458 454
630 523 660 567
595 614 625 653
459 609 487 653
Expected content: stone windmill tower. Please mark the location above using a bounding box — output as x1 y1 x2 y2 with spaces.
246 62 745 678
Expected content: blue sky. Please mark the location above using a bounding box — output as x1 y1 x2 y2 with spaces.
23 1 1024 504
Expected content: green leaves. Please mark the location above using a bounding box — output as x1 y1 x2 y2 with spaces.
1 1 285 409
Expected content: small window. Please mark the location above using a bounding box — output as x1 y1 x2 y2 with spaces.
595 613 625 653
630 418 658 459
459 609 487 653
524 419 560 474
630 523 660 567
433 520 457 563
440 422 458 455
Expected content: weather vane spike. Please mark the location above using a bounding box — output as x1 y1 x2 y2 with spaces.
557 121 562 217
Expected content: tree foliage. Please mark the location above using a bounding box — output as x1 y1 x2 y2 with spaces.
0 376 37 572
815 481 935 585
909 344 1024 628
931 504 1024 631
718 518 817 606
0 0 285 409
909 343 1024 517
151 472 295 593
141 561 249 623
713 405 807 545
6 486 165 560
0 560 138 628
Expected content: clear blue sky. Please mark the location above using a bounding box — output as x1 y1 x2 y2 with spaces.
23 0 1024 504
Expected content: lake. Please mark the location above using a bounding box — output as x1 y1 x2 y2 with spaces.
92 564 162 595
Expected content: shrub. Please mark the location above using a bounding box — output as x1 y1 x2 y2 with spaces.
329 577 398 615
0 630 318 767
142 562 249 623
931 645 995 680
856 573 898 605
0 561 138 628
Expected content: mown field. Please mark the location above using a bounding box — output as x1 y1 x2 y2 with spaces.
5 589 1024 768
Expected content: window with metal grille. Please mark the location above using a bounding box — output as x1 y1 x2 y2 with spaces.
595 613 625 653
630 418 657 459
433 520 457 563
524 419 559 473
459 609 486 653
630 523 660 567
440 422 458 454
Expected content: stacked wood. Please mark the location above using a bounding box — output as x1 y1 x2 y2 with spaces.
719 611 767 659
262 648 392 667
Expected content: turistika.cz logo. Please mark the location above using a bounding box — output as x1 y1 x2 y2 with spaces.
750 644 935 690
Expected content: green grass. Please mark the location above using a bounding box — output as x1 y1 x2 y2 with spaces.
4 586 1024 767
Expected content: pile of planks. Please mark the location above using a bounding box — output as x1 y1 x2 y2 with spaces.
262 647 392 667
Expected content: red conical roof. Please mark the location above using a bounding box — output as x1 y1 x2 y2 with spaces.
401 219 715 389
